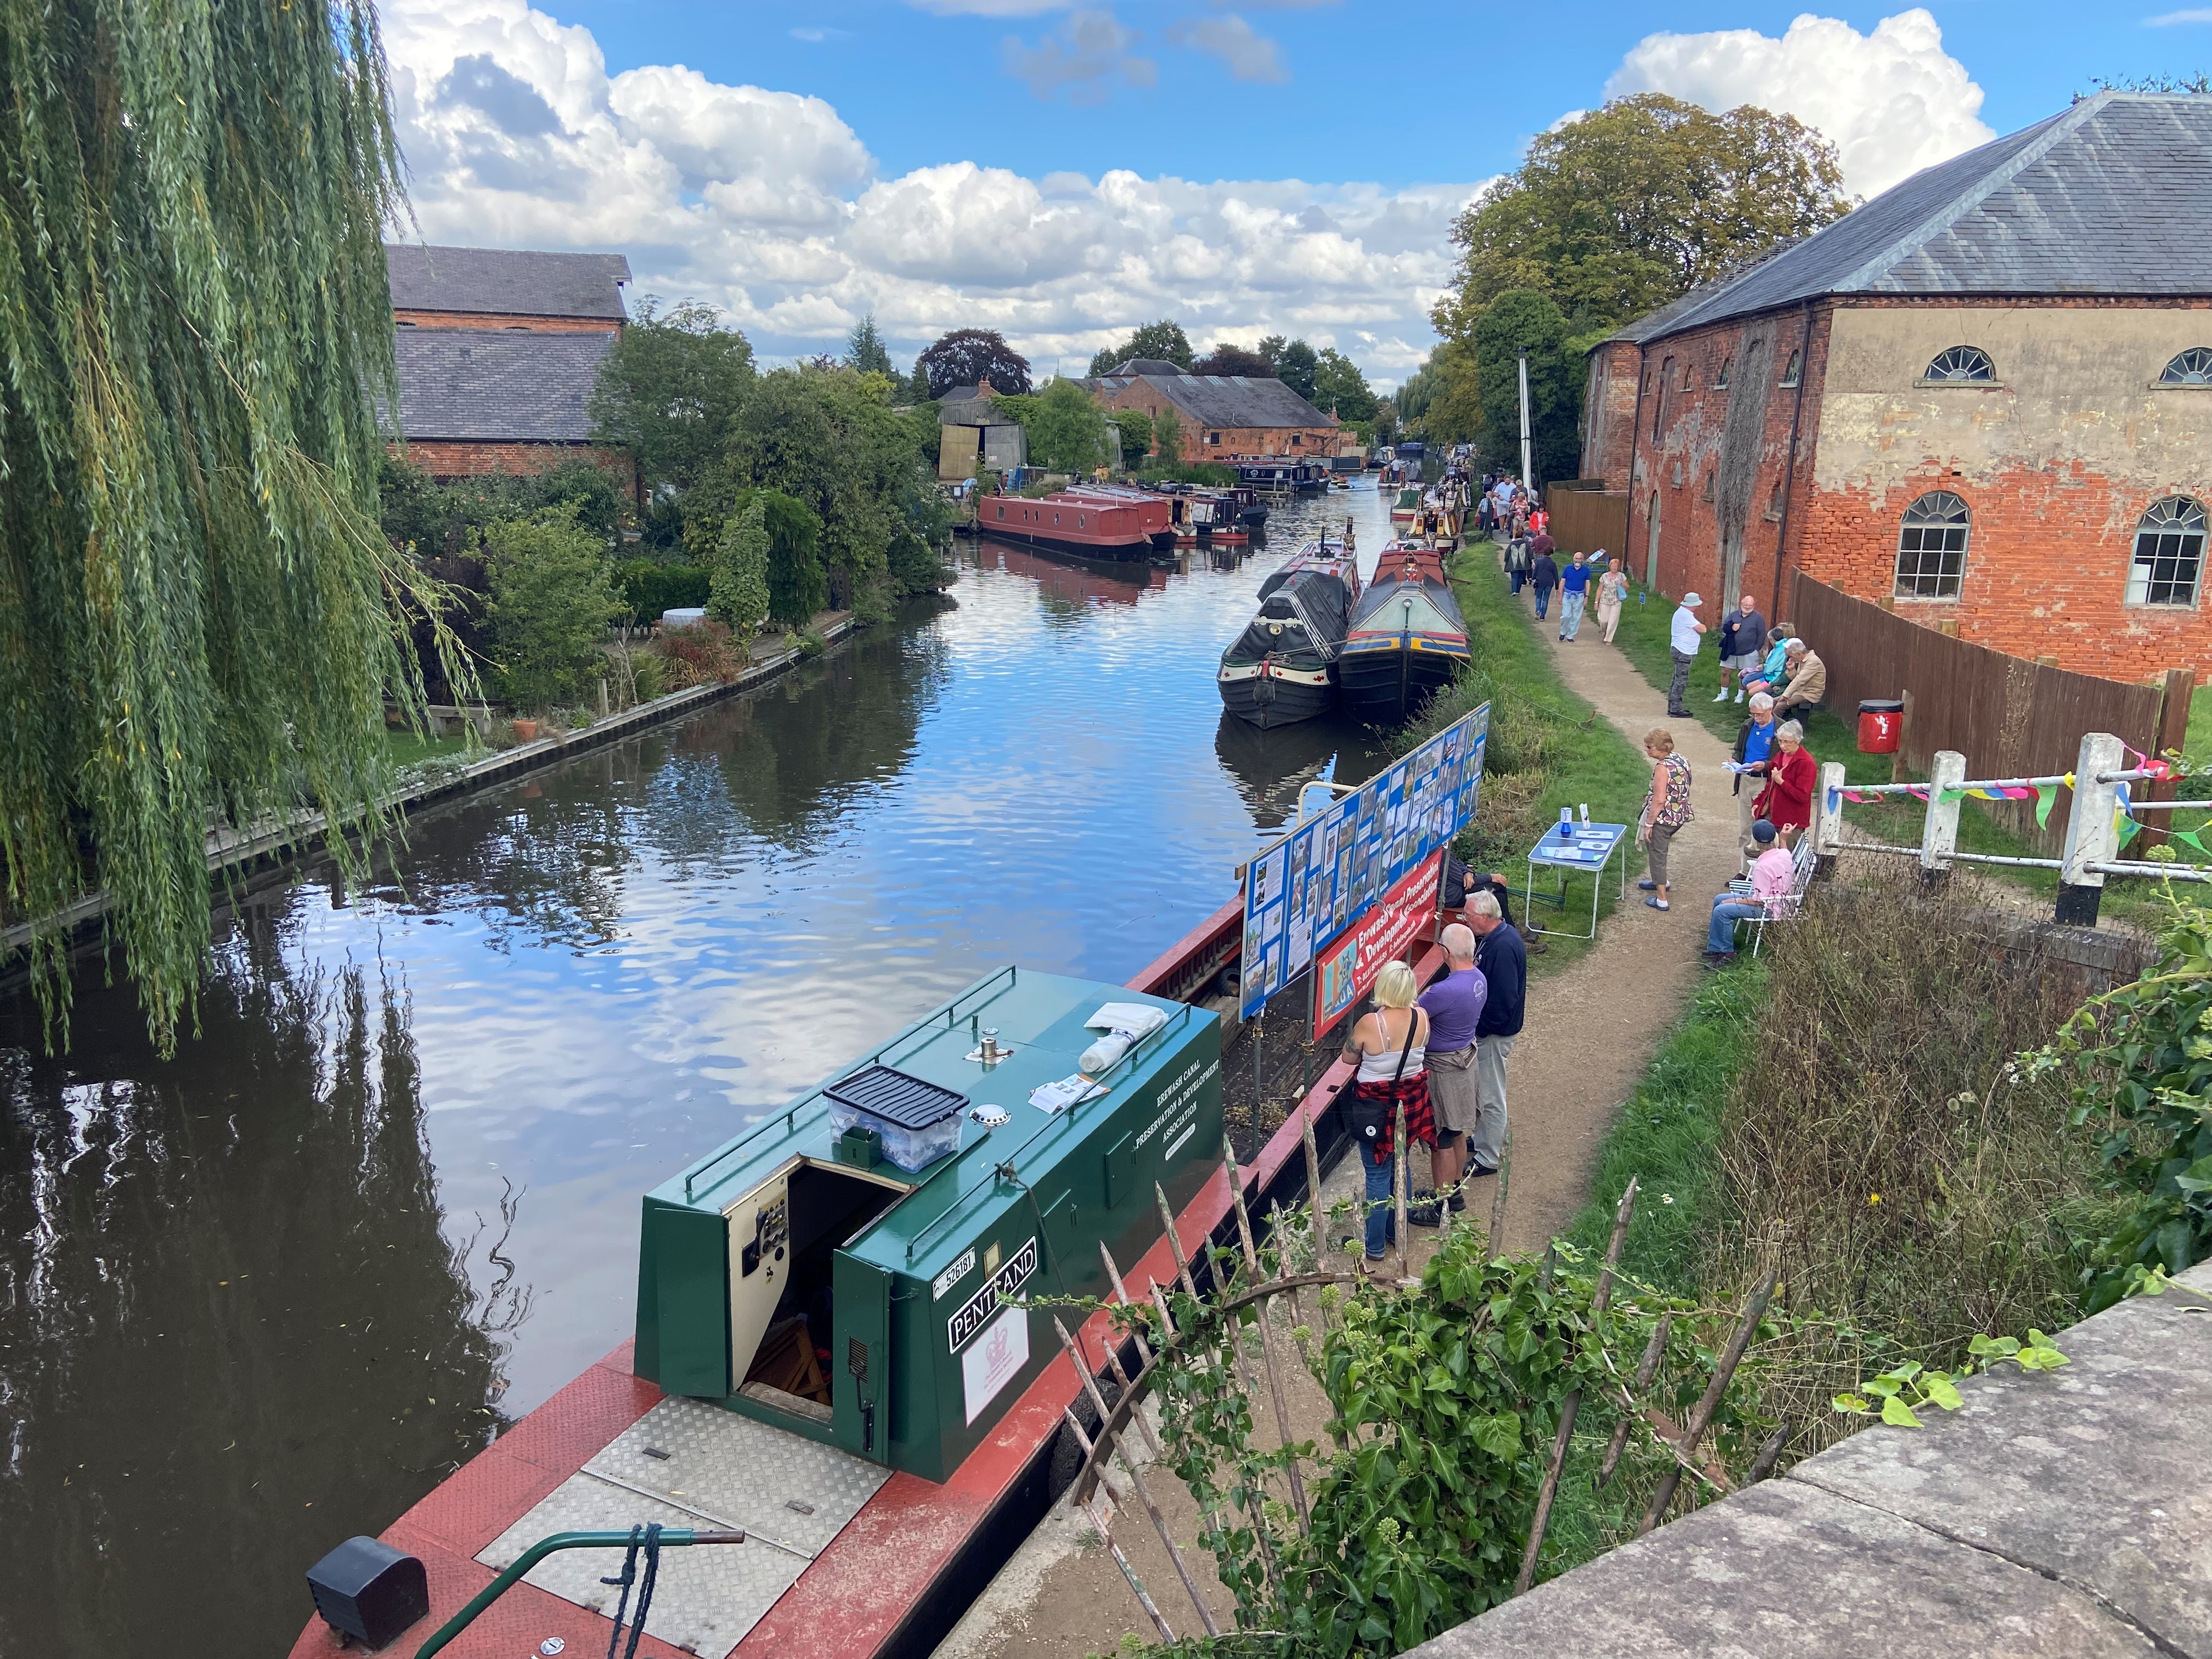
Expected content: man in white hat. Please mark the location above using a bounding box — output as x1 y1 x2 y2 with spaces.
1668 592 1706 717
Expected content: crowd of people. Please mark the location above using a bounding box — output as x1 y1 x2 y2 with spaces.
1323 467 1844 1268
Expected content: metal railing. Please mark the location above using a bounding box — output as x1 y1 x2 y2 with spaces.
1812 731 2210 924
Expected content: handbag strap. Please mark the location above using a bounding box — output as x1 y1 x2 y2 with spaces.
1388 1009 1418 1085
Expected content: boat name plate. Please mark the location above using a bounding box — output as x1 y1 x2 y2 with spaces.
947 1236 1038 1352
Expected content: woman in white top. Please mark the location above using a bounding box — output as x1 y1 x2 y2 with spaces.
1339 961 1432 1265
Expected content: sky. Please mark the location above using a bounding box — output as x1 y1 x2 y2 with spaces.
380 1 2199 389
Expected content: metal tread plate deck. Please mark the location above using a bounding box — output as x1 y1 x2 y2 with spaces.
477 1398 891 1658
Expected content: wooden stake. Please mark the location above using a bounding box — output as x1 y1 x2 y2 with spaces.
1155 1183 1202 1300
1055 1318 1222 1635
1393 1100 1410 1283
1597 1312 1671 1491
1487 1125 1513 1258
1635 1268 1777 1537
1300 1106 1328 1270
1097 1242 1231 1548
1097 1240 1155 1367
1225 1138 1311 1534
1746 1423 1792 1485
1514 1178 1638 1595
1062 1406 1177 1643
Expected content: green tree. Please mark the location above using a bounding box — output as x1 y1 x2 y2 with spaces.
762 491 829 627
0 0 470 1051
1193 342 1276 379
906 357 933 403
845 313 894 377
1088 319 1194 375
1438 94 1851 336
1421 338 1486 449
1019 379 1112 472
1373 396 1399 447
1274 338 1320 402
710 496 772 648
589 298 757 493
1154 403 1184 467
482 509 623 713
1107 407 1153 461
917 328 1032 397
1312 348 1379 422
1471 292 1578 483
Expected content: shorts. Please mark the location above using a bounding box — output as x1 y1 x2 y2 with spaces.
1426 1045 1482 1133
1724 651 1762 674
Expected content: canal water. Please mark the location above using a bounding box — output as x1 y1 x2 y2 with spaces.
0 481 1404 1654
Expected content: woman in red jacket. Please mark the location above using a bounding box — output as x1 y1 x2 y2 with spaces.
1752 719 1816 847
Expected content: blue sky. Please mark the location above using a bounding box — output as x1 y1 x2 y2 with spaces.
380 1 2202 386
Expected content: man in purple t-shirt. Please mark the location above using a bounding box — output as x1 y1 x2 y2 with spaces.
1410 923 1487 1226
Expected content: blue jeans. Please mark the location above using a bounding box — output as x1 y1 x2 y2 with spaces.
1363 1146 1398 1259
1709 898 1763 955
1533 585 1553 618
1559 590 1586 639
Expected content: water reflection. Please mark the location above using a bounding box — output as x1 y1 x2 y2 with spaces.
0 927 511 1656
1214 710 1387 831
0 481 1403 1658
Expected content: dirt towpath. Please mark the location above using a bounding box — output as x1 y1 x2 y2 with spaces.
929 568 1745 1659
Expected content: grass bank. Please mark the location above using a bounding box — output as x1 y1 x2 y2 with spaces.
1398 542 1655 981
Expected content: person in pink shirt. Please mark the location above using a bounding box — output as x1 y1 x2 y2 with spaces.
1703 820 1796 966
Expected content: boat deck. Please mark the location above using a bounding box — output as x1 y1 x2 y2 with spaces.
290 904 1447 1659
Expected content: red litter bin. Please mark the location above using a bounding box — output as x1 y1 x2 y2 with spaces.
1858 698 1904 754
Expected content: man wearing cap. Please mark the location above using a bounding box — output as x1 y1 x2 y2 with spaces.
1668 592 1706 717
1705 820 1795 967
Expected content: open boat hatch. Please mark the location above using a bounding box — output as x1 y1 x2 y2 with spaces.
635 966 1222 1482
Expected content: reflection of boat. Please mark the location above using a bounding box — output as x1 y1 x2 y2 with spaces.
1217 537 1359 730
1339 541 1471 727
1214 708 1372 830
975 486 1175 560
990 541 1165 607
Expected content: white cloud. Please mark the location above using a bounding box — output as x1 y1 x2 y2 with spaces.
379 0 1471 384
1167 15 1290 83
2146 8 2212 21
1003 9 1156 103
1605 8 1996 198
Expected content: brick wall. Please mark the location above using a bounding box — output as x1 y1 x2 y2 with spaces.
398 440 637 493
394 311 620 334
1619 303 1827 620
1579 341 1643 488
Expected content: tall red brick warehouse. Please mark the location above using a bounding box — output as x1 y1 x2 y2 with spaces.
1579 91 2212 686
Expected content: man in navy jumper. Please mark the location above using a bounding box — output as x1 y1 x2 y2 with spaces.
1464 890 1525 1179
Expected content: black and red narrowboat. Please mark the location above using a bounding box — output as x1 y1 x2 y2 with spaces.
1337 541 1470 727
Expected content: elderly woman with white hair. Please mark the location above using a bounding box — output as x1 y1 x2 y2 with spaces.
1338 959 1432 1268
1752 719 1818 847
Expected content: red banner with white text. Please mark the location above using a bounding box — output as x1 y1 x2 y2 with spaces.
1310 848 1443 1040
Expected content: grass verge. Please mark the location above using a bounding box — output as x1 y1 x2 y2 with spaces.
1401 543 1656 983
384 730 472 769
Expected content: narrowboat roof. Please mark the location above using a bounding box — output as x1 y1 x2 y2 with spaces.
650 968 1208 1282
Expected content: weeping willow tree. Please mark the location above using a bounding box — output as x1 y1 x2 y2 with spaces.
0 1 456 1053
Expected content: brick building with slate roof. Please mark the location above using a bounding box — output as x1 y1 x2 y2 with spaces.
1077 361 1355 463
1581 92 2212 684
384 243 636 489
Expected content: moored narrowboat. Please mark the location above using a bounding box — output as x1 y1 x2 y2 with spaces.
977 487 1175 560
1217 538 1359 730
1338 542 1471 727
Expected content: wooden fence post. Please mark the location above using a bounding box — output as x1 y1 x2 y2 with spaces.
2057 732 2125 927
1920 751 1965 883
1812 761 1847 879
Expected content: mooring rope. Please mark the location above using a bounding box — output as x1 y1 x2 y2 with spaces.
599 1523 664 1659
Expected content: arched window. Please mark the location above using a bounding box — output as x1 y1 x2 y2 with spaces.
1714 356 1732 388
1780 349 1802 387
2159 348 2212 385
2127 496 2206 607
1894 492 1970 599
1925 346 1995 382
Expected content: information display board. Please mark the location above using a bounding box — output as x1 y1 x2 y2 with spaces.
1237 703 1489 1021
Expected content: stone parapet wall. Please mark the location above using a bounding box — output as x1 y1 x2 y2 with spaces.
1406 1262 2212 1659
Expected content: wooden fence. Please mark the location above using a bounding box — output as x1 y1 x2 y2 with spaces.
1543 485 1629 560
1788 574 2194 853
